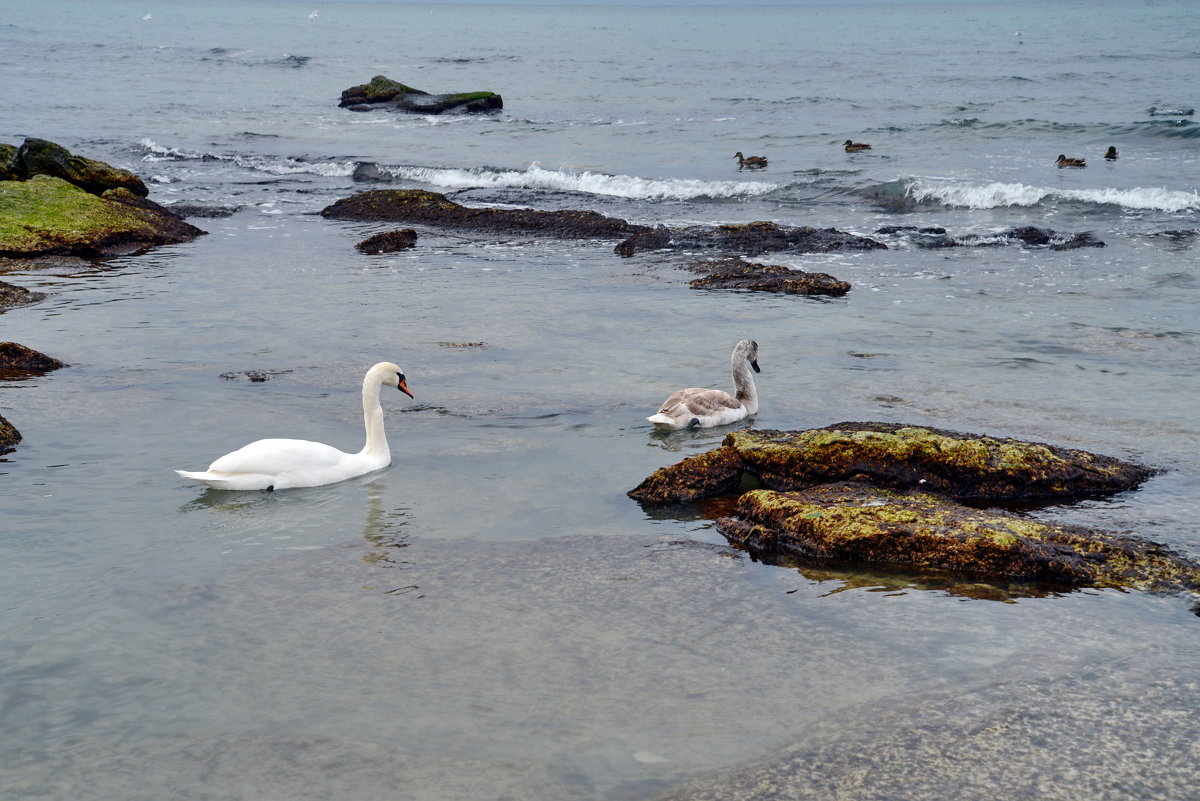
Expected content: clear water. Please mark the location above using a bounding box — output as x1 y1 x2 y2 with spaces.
2 1 1199 799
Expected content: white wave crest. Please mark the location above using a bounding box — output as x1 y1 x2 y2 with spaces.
906 179 1200 213
386 163 780 201
139 138 355 177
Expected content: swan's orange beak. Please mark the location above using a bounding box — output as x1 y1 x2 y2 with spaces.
398 377 413 398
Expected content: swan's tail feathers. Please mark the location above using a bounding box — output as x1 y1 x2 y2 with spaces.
647 413 681 429
175 469 272 491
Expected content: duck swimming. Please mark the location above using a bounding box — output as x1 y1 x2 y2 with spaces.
176 361 413 491
733 151 768 169
1057 154 1086 167
647 339 760 430
843 140 871 152
1104 146 1118 160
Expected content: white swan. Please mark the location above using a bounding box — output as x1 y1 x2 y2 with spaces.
175 362 413 491
647 339 760 430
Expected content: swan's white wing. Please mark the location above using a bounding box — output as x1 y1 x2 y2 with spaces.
206 438 348 475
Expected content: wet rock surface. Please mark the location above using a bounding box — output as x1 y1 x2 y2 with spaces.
356 229 418 254
3 138 148 197
0 280 46 309
616 220 887 258
322 189 650 239
686 257 851 295
0 342 66 373
339 76 502 114
717 482 1200 592
876 224 1106 250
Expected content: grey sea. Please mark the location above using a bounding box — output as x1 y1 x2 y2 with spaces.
2 1 1199 799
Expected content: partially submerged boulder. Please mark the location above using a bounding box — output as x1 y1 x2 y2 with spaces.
7 138 148 197
629 423 1154 504
717 482 1200 594
0 411 19 452
0 280 46 309
322 189 650 239
339 76 502 114
687 257 850 296
0 175 205 258
875 224 1104 251
356 228 418 254
615 220 887 258
0 342 66 372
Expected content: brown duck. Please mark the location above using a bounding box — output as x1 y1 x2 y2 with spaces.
843 140 871 152
1056 154 1086 167
733 151 767 169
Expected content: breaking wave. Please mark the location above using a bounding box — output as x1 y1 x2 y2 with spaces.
371 163 782 201
138 139 356 177
902 179 1200 213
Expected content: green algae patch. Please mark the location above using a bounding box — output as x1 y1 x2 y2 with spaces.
0 175 204 258
628 446 745 504
718 483 1200 593
725 422 1153 502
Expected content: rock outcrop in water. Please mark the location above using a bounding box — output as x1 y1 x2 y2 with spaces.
686 257 851 296
0 342 66 373
321 189 650 239
875 224 1105 251
629 423 1180 594
630 424 1153 505
339 76 503 114
718 482 1200 594
0 139 205 259
356 229 418 254
0 280 46 309
615 220 887 258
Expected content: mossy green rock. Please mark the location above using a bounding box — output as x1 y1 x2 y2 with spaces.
0 175 204 258
729 423 1153 501
630 422 1152 505
338 75 502 114
718 483 1200 593
11 138 148 197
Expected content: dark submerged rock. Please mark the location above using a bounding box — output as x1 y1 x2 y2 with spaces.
0 411 19 451
219 369 293 383
321 189 649 239
339 75 502 114
0 281 47 309
0 342 66 372
356 229 418 254
686 257 851 296
615 220 887 258
717 482 1200 593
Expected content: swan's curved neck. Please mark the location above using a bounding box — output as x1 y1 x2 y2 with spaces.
732 357 758 414
359 375 389 459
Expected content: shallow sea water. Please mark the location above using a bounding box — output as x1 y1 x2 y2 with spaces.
2 1 1200 799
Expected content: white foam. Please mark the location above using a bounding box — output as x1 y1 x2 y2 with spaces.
906 179 1200 213
386 163 780 201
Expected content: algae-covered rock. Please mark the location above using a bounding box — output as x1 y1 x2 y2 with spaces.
0 342 66 372
0 175 205 258
0 281 47 309
717 483 1200 593
728 423 1153 502
0 143 17 181
0 411 19 451
322 189 650 239
339 75 502 114
687 257 851 296
615 221 887 258
11 138 148 197
628 446 745 504
629 422 1153 505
